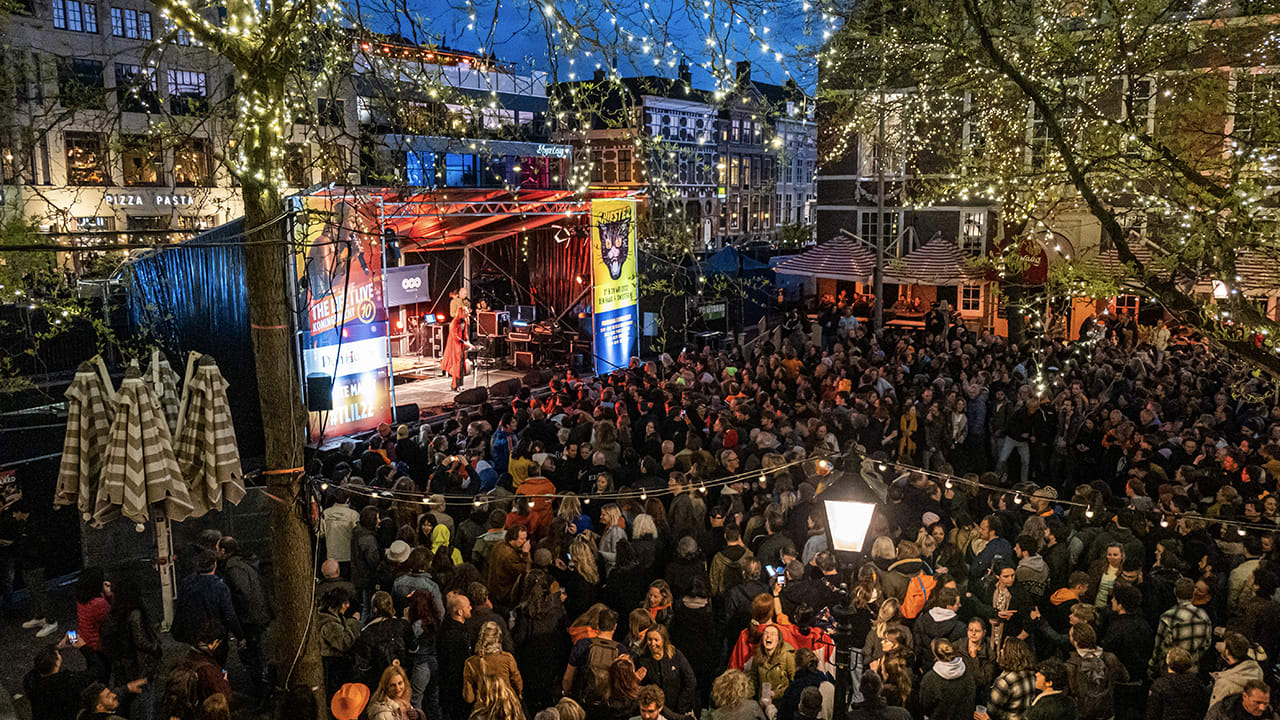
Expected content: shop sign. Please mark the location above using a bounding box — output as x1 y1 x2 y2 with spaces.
104 193 194 206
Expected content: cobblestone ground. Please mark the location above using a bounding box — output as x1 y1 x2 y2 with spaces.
1 576 273 720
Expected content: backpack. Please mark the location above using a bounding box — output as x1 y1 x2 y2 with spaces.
572 637 621 705
1073 651 1113 720
901 571 936 619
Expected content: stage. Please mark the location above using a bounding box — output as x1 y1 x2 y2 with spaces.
390 356 527 416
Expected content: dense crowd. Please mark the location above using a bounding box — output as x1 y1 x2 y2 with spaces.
10 302 1280 720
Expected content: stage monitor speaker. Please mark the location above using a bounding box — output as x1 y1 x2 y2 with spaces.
514 351 535 370
455 386 488 405
394 403 420 424
490 378 522 398
476 311 508 338
306 373 333 411
524 368 552 386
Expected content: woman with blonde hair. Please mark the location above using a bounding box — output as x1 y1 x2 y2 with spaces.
557 493 593 535
642 579 674 625
869 536 896 572
631 514 661 571
861 597 912 667
563 536 601 620
598 504 627 570
367 664 425 720
469 675 526 720
709 669 767 720
462 621 523 709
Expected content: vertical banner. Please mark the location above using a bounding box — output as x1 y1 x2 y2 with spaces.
590 199 639 376
294 195 393 440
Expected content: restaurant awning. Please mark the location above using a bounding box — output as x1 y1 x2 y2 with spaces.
773 236 876 282
884 235 982 286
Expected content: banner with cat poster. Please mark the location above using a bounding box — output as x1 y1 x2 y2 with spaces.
590 199 639 376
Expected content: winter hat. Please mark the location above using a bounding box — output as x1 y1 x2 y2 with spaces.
723 429 739 449
922 511 941 528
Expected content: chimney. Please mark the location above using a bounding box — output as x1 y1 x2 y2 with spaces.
736 60 752 82
593 68 606 83
678 59 692 86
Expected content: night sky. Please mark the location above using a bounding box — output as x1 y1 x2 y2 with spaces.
366 0 831 89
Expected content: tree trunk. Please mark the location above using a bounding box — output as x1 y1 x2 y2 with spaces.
238 79 324 700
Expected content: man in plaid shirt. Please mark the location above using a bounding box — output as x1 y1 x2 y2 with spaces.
1149 577 1213 677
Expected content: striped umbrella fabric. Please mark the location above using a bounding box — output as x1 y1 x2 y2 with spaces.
146 349 182 436
94 367 194 527
884 235 982 286
174 354 245 517
55 357 116 518
774 237 876 282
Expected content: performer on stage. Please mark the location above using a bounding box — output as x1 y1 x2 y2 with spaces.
442 304 473 391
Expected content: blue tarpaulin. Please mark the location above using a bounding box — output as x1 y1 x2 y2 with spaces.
703 246 768 275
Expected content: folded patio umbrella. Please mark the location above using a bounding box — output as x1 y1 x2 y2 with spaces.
174 354 245 516
94 367 194 527
55 356 115 519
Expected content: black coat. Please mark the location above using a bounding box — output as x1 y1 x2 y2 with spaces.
512 600 569 712
918 665 976 720
439 618 471 718
1147 672 1208 720
602 564 649 616
672 598 718 701
354 617 416 685
1100 613 1153 682
776 667 831 720
666 557 708 600
636 648 698 714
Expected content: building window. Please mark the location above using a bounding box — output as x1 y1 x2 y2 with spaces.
318 98 344 126
173 138 213 186
127 215 168 231
176 215 214 230
859 210 900 250
1126 78 1155 135
52 0 98 32
167 69 206 115
64 131 109 185
1114 294 1140 316
617 148 631 184
960 210 985 255
961 283 982 313
115 63 158 113
1234 72 1280 153
285 144 310 187
590 148 603 184
444 153 475 187
110 7 150 38
58 58 104 109
121 134 163 186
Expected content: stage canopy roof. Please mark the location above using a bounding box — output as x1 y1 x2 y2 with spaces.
884 235 983 286
306 187 643 251
773 236 876 282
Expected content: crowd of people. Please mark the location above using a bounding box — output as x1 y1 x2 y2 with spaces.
11 301 1280 720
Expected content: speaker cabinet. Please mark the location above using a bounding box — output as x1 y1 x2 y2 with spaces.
394 403 420 424
455 386 489 405
306 373 333 411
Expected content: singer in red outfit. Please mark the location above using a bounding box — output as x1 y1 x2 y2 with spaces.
442 304 472 391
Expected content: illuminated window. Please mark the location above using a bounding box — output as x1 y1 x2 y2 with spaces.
121 134 162 186
961 284 981 312
110 7 150 38
960 211 985 255
64 131 109 185
53 0 98 32
174 138 213 186
1114 294 1140 316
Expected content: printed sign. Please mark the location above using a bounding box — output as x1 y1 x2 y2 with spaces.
384 264 431 306
590 199 639 375
293 195 392 439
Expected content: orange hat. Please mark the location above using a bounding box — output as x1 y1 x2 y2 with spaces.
331 683 370 720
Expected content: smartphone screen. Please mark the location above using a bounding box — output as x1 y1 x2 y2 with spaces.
67 630 78 642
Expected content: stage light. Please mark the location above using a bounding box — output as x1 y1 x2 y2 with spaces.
437 313 446 321
575 275 584 284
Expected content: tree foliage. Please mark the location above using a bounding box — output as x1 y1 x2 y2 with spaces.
822 0 1280 376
